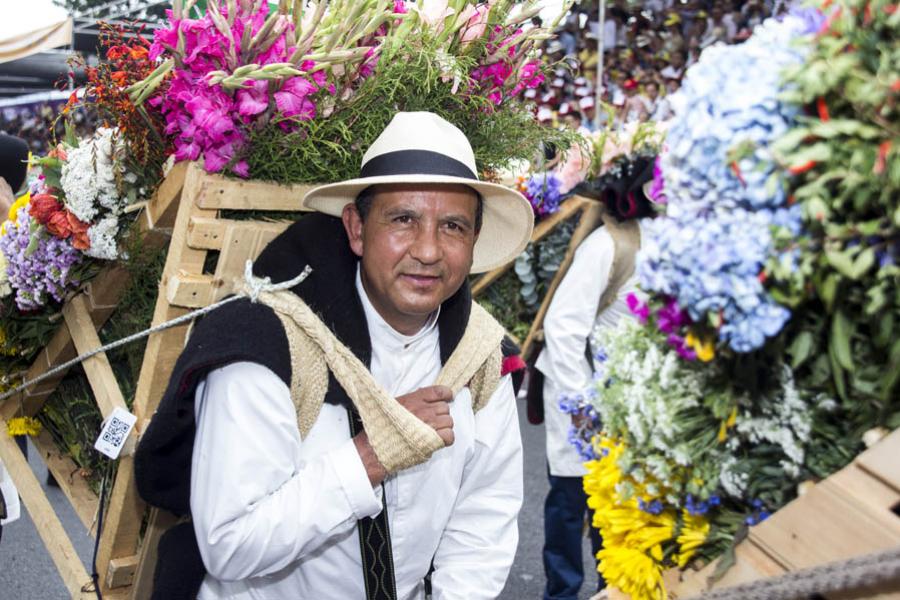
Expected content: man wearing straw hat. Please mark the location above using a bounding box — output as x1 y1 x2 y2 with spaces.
136 112 531 600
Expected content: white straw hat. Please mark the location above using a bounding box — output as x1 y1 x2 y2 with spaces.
302 112 534 273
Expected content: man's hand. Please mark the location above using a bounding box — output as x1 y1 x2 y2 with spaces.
396 385 455 447
353 385 455 487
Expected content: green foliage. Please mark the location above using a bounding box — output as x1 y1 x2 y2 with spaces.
246 44 579 184
771 0 900 440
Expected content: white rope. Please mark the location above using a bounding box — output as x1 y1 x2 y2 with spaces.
0 261 312 404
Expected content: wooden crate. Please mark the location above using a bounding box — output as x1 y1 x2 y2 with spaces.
1 161 602 598
666 428 900 599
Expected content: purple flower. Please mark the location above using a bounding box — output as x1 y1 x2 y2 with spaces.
524 173 562 216
626 293 649 324
648 156 666 204
657 297 689 334
667 334 697 361
0 211 84 311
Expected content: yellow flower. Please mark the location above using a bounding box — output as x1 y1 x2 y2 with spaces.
717 406 739 443
685 332 715 362
675 511 710 568
7 416 42 437
1 191 30 236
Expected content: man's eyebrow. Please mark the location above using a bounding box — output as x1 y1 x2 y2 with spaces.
441 214 474 228
382 206 420 218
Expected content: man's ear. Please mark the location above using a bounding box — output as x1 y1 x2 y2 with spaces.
342 203 364 258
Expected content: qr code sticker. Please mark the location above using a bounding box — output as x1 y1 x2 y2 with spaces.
102 417 131 448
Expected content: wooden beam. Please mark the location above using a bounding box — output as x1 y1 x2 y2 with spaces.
130 509 179 600
520 201 604 359
0 422 93 597
106 554 139 589
30 429 99 532
166 272 218 308
62 295 129 420
471 196 590 298
187 217 290 251
195 175 315 211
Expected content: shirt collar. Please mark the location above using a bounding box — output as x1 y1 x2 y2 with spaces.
355 264 440 350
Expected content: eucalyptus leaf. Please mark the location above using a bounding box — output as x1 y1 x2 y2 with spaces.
787 331 814 369
830 311 854 371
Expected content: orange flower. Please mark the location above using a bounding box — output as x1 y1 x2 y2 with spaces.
129 45 148 60
111 71 127 86
788 160 817 175
67 212 91 250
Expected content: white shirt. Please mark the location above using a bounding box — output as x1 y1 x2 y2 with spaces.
190 268 523 599
0 457 20 525
535 221 649 476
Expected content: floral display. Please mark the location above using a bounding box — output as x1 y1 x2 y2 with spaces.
638 16 811 353
556 4 899 598
518 172 563 217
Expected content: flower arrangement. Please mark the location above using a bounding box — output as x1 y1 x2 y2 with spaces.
556 6 899 597
127 0 578 183
638 16 811 353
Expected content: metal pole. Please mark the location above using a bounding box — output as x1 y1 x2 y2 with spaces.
595 0 605 130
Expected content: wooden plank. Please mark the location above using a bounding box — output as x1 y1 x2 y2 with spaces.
210 222 291 303
856 428 900 493
166 272 218 308
670 540 787 597
102 162 217 594
0 422 93 597
826 461 900 516
470 196 589 298
107 555 139 590
749 477 900 571
520 201 605 359
187 217 290 251
31 429 99 533
195 175 314 210
130 508 179 600
62 294 129 420
144 160 188 230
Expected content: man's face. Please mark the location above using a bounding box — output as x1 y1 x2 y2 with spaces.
646 83 659 100
343 183 479 335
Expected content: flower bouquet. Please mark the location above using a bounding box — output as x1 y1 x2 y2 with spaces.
555 7 899 597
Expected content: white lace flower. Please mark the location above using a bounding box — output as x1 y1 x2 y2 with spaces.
0 251 11 297
60 127 123 222
85 216 120 261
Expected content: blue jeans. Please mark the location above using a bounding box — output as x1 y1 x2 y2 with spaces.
543 471 604 600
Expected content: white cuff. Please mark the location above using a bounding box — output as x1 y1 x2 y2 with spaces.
330 439 382 520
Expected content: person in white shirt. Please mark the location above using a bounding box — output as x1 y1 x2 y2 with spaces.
135 112 532 600
537 155 657 600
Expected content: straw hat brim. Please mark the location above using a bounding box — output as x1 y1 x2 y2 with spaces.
303 174 535 274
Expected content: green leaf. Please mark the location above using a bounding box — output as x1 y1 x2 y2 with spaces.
817 273 840 312
828 340 848 400
787 331 814 369
830 311 854 372
850 248 876 279
825 249 857 279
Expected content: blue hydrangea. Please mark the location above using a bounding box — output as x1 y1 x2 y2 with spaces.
638 17 810 353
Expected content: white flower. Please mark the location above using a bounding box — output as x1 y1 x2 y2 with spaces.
85 216 120 261
60 127 123 223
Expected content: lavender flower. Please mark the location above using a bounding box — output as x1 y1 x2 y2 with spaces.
0 211 83 311
524 172 562 216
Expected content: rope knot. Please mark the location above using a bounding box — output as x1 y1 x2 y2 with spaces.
241 260 312 303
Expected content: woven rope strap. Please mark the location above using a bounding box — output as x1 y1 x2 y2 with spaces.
688 545 900 600
252 288 505 474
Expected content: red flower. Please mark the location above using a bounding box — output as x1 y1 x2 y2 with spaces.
816 97 830 122
69 212 91 250
45 211 73 239
789 160 817 175
111 71 127 86
28 194 63 225
107 46 127 60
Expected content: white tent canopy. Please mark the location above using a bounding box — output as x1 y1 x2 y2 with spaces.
0 0 73 64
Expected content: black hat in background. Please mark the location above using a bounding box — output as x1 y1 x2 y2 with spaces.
0 133 29 193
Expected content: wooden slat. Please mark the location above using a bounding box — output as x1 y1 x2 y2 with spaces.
520 201 605 359
166 272 218 308
63 294 129 420
471 196 589 298
99 162 217 595
187 217 291 251
195 175 315 210
210 222 292 302
107 555 139 590
0 422 93 597
856 428 900 492
130 508 179 600
30 429 99 532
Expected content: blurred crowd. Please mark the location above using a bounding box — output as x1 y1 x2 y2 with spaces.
533 0 786 131
0 103 96 156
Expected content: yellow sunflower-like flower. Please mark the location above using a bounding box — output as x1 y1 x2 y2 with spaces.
7 416 42 437
584 437 676 600
675 510 711 568
716 406 739 443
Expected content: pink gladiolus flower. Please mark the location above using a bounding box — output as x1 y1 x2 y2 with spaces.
459 3 492 44
236 80 269 117
393 0 408 14
274 76 318 119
